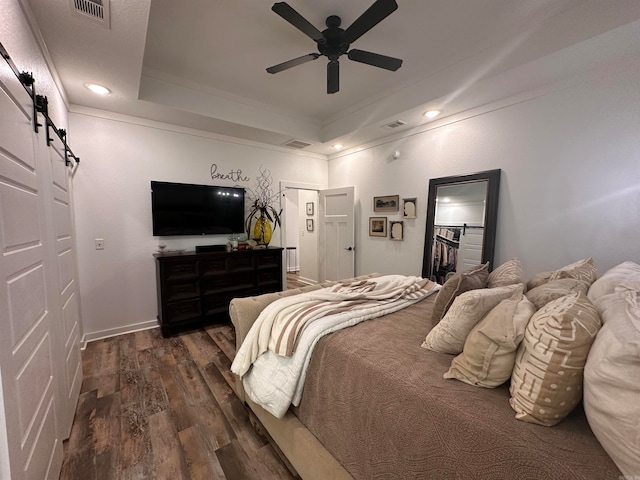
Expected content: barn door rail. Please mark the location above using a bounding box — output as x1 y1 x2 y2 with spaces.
0 40 80 168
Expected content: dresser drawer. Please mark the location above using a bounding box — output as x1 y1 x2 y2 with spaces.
165 280 200 302
257 268 280 286
256 250 281 268
163 260 198 280
201 271 253 293
165 298 201 324
200 256 226 275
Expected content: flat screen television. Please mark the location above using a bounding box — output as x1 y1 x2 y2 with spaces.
151 181 245 236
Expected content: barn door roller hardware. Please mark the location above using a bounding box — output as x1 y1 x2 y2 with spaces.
0 40 80 168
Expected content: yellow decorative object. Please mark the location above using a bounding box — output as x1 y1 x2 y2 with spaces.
253 214 273 245
245 166 281 245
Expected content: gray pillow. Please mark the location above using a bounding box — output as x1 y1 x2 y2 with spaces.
431 263 489 322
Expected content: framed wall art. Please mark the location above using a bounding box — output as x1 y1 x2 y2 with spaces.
306 219 314 231
402 197 417 219
306 202 314 215
369 217 387 237
373 195 399 212
390 221 404 241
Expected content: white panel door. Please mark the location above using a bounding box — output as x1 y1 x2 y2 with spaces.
48 139 82 438
318 187 354 282
0 62 64 480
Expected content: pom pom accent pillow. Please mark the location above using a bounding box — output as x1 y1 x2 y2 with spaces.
422 284 520 354
509 292 601 426
444 285 535 387
487 258 524 289
431 263 489 323
584 288 640 477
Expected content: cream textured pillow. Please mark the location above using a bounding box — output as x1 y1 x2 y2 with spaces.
525 278 590 310
487 258 525 289
509 292 601 426
422 284 520 354
584 289 640 477
588 261 640 303
431 263 489 322
526 258 598 291
550 257 598 285
526 271 553 291
444 285 535 387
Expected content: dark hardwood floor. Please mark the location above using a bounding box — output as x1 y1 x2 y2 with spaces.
59 274 309 480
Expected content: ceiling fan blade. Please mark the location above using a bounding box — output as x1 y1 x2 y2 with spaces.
343 0 398 44
327 60 339 94
266 53 320 74
272 2 324 42
347 49 402 71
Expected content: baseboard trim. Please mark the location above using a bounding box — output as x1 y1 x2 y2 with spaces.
81 319 158 349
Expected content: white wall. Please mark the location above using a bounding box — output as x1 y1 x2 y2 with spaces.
329 56 640 279
297 189 319 283
69 109 328 339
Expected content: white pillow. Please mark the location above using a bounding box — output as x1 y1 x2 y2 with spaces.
422 284 520 354
584 288 640 477
588 261 640 304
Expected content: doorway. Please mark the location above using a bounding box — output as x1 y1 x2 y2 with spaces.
281 182 321 288
280 182 355 289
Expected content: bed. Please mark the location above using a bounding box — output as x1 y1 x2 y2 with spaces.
229 273 621 479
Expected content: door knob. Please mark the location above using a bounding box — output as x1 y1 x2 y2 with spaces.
344 247 354 251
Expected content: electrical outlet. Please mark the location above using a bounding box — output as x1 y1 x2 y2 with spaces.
95 238 104 250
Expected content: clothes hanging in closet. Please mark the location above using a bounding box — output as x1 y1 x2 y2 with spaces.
431 227 461 283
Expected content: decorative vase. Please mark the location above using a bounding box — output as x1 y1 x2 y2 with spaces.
253 214 273 245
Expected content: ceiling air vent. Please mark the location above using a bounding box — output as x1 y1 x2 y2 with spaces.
282 139 312 149
69 0 111 28
383 119 407 129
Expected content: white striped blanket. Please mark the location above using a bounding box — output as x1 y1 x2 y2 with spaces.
231 275 440 417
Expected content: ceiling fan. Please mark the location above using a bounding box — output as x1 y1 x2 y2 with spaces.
266 0 403 94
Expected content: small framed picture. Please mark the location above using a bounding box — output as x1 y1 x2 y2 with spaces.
369 217 387 237
402 197 417 219
306 202 314 215
373 195 399 212
306 219 314 231
390 221 404 241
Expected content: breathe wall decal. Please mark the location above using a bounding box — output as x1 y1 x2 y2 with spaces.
210 163 251 183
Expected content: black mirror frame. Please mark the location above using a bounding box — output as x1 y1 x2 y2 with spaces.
421 169 501 279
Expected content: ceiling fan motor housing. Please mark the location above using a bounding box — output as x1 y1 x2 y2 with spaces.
318 16 350 60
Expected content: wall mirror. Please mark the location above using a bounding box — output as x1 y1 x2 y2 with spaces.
421 169 501 283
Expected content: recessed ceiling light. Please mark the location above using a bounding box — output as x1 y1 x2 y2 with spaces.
424 110 441 119
85 83 111 95
332 143 344 150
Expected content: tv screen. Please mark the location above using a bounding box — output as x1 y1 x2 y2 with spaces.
151 181 245 236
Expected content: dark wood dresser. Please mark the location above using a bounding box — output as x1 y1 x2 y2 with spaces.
154 247 283 336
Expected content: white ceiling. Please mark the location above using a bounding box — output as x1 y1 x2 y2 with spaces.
24 0 640 156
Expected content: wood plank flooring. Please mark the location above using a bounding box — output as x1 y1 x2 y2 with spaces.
60 322 299 479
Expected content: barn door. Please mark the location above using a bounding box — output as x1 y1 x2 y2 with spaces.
0 54 79 480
